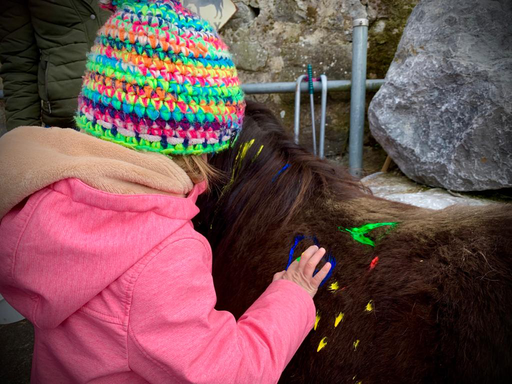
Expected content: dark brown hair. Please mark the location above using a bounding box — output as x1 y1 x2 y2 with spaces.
195 100 512 383
197 100 369 250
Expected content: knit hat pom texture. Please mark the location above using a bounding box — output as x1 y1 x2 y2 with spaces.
77 0 245 156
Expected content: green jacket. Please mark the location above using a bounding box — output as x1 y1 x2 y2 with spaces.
0 0 110 130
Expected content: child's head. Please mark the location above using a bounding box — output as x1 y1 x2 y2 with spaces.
76 0 245 183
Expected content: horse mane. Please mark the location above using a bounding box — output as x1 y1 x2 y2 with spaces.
198 100 370 250
195 100 512 383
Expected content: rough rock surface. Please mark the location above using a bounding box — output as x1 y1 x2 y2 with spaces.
362 172 495 210
0 2 419 161
220 0 418 161
369 0 512 191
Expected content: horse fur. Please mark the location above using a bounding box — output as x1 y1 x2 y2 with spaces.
194 101 512 384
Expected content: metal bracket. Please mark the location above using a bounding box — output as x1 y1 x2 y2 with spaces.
353 18 369 27
293 73 328 159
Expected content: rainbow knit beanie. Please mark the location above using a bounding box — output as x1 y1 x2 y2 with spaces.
76 0 245 156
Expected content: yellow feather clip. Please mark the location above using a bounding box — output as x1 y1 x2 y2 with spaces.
252 145 264 162
365 300 374 312
230 139 255 183
353 339 360 350
328 281 339 293
237 139 254 164
317 337 328 352
314 311 321 331
334 312 344 327
222 140 256 199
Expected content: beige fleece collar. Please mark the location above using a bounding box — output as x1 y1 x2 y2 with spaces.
0 126 194 219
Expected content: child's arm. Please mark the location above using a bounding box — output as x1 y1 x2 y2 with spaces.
127 237 317 383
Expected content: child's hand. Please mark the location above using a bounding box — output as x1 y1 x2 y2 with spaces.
272 246 331 299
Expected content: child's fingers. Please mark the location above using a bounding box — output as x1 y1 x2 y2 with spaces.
298 245 319 270
312 262 332 287
273 270 286 282
303 247 326 278
287 255 302 272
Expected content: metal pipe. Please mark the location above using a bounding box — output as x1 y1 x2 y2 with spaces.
241 79 384 94
0 82 386 99
348 18 369 178
0 81 382 99
319 74 328 159
293 75 307 145
307 65 317 156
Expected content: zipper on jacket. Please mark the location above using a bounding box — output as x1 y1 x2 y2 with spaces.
44 61 52 115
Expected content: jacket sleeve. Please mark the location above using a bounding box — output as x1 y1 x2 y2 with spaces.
0 0 41 130
127 238 316 384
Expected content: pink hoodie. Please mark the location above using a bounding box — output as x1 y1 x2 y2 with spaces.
0 127 316 383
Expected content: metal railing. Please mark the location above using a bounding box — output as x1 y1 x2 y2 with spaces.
349 18 370 178
240 17 378 177
241 79 383 94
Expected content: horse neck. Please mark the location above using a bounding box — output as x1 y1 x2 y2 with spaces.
204 142 371 260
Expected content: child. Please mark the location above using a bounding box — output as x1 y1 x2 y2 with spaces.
0 0 331 382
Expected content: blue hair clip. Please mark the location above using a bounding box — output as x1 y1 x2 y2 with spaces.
272 163 290 182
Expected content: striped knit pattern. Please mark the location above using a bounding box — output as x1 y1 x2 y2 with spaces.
76 0 245 156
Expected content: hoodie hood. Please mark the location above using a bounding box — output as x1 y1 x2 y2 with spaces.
0 127 206 328
0 126 195 219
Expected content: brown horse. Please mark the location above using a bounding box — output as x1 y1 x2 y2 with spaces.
194 100 512 384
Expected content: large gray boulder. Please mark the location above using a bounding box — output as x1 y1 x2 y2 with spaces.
369 0 512 191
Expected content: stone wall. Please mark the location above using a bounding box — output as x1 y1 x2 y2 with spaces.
0 1 418 168
220 0 418 172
